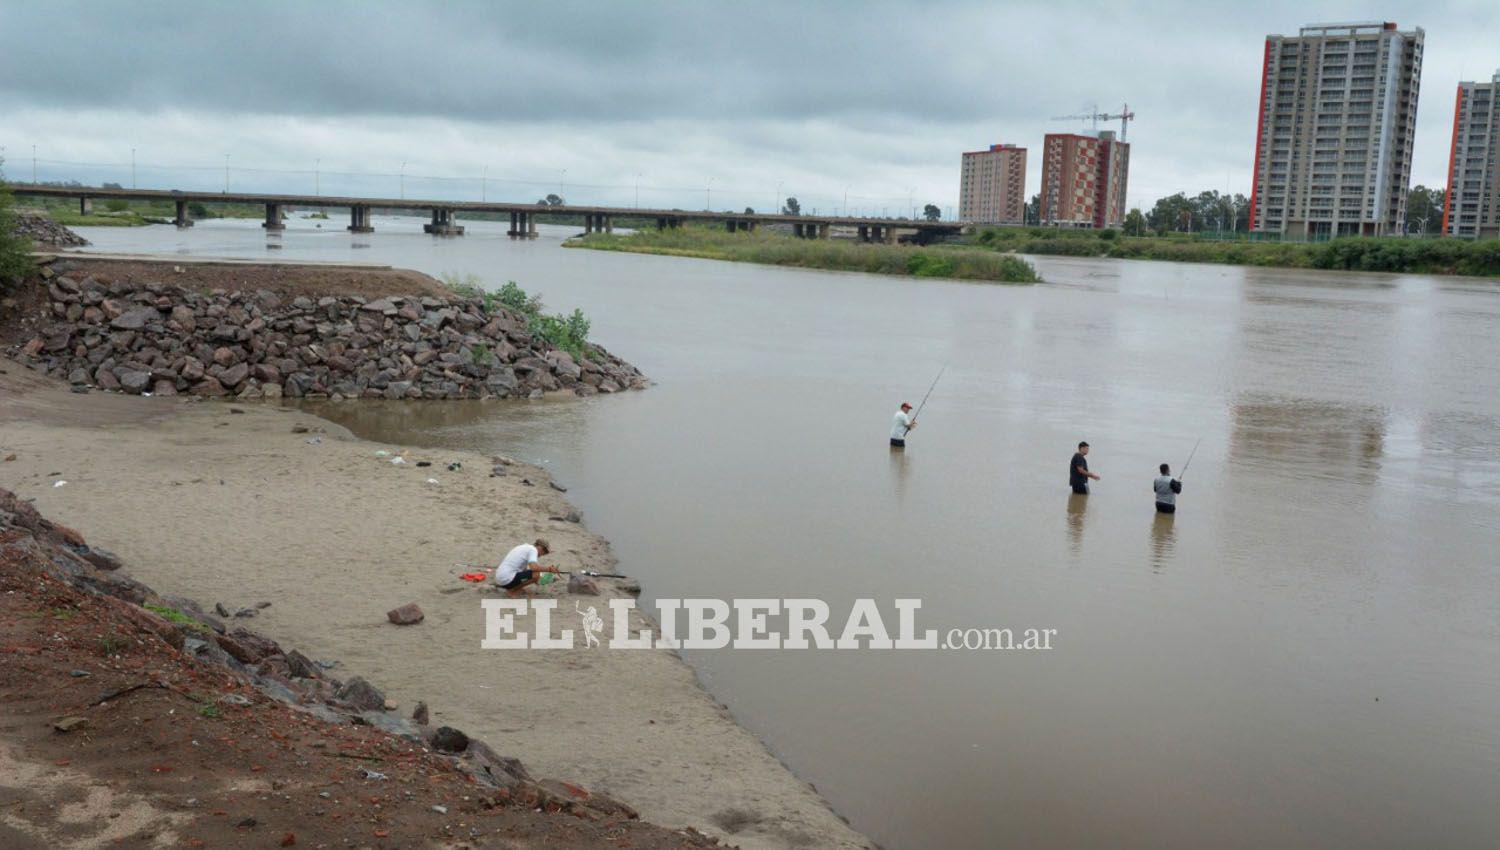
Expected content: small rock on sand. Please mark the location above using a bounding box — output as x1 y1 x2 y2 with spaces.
387 603 424 625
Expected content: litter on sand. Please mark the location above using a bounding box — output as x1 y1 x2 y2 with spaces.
390 457 406 465
374 450 389 457
53 481 67 488
426 478 439 485
459 572 489 583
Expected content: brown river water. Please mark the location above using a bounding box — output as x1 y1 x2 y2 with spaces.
73 218 1500 849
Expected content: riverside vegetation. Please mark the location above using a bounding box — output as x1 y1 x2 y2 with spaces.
568 224 1041 283
969 226 1500 278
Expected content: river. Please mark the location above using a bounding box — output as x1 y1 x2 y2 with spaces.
69 216 1500 849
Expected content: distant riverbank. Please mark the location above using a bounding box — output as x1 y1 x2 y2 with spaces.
567 225 1041 283
970 227 1500 278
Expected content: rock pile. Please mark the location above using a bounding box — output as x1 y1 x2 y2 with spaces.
9 257 646 400
10 211 89 247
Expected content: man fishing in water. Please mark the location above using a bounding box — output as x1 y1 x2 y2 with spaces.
890 402 915 448
1070 441 1100 494
1153 463 1182 513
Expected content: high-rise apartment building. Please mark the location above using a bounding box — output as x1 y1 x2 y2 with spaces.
1248 22 1424 238
1443 71 1500 238
959 143 1026 224
1038 131 1129 228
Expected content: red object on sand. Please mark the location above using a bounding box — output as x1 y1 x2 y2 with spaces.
459 572 488 583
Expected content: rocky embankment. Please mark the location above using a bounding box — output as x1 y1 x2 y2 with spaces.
5 256 646 400
11 211 89 246
0 485 721 847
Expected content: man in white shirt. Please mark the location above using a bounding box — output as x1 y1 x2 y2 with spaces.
890 402 915 448
494 538 561 597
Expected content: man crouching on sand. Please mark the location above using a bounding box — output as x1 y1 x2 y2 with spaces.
494 538 562 597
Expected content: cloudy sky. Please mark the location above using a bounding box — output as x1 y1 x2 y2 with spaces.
2 1 1496 216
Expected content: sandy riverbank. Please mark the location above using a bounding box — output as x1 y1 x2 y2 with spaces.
0 363 869 848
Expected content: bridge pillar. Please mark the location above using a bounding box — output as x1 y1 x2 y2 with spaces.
262 203 285 232
507 211 519 238
424 208 464 236
526 211 538 238
858 225 869 242
585 214 597 234
656 217 666 231
817 224 830 239
793 223 804 238
883 226 897 244
79 197 93 216
174 200 194 228
603 215 613 234
726 220 738 233
347 204 373 233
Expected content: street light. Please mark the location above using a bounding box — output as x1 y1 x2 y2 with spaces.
559 169 567 203
223 154 229 193
400 161 407 200
131 148 136 189
634 173 641 209
774 180 783 214
705 177 714 211
843 185 850 216
315 158 321 197
481 165 487 202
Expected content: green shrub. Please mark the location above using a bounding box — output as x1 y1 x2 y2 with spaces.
105 199 129 212
0 177 34 283
441 273 598 360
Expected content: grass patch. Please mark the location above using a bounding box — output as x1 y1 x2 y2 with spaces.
441 274 594 361
568 225 1040 283
143 604 212 634
96 634 127 656
197 703 222 719
966 226 1500 278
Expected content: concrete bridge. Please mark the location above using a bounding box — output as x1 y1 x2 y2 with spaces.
6 184 962 243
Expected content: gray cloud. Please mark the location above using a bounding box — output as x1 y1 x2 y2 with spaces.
2 1 1496 211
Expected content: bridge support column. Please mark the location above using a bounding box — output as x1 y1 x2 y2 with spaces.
793 223 804 238
883 226 897 244
585 214 597 234
858 225 869 242
174 200 194 229
79 197 93 216
726 220 738 233
817 224 830 239
508 211 519 238
424 208 464 236
603 215 613 234
347 204 373 233
262 203 285 232
656 217 666 231
526 212 538 238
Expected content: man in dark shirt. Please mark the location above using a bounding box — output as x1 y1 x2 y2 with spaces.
1070 441 1100 494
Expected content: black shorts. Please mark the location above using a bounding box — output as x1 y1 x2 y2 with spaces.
1156 502 1175 514
1071 483 1089 495
499 568 534 589
890 438 906 448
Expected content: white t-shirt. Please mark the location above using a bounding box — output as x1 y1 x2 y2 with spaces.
495 544 539 585
891 410 912 440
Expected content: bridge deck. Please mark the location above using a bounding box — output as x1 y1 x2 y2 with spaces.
6 183 963 232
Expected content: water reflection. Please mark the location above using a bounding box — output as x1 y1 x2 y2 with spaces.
1149 511 1176 571
1065 491 1088 555
887 446 911 501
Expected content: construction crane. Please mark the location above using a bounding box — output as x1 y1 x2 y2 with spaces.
1049 103 1136 141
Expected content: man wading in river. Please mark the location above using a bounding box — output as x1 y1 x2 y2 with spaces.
494 538 563 597
1070 442 1100 494
1154 463 1182 514
890 402 916 449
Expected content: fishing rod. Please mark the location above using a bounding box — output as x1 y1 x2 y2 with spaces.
454 563 629 579
910 362 948 423
1178 437 1203 480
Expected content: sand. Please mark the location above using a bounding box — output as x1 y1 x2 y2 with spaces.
0 362 870 849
